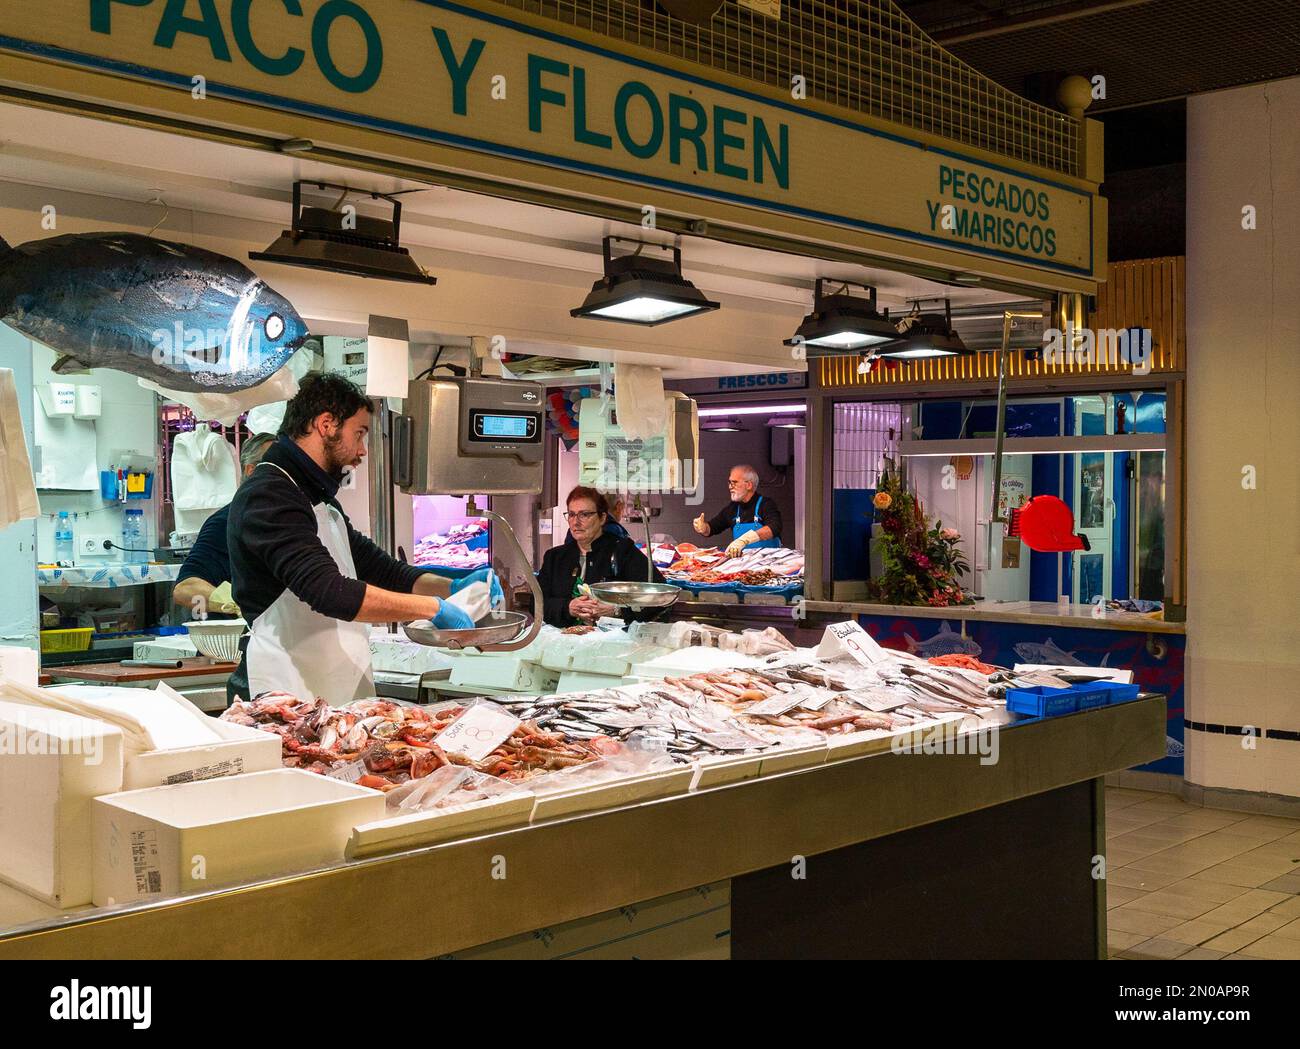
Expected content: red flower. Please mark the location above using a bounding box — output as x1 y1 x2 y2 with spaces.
915 555 931 568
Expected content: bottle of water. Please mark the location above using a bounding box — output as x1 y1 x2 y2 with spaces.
122 509 148 563
54 511 75 564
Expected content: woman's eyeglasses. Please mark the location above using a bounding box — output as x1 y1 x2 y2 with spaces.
564 510 599 522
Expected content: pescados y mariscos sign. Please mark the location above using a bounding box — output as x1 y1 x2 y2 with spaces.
3 0 1094 277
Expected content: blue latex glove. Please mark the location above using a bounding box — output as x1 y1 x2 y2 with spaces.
452 567 504 608
432 600 476 630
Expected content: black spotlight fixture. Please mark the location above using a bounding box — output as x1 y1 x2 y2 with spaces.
879 299 971 359
785 279 899 353
251 181 437 285
571 237 720 325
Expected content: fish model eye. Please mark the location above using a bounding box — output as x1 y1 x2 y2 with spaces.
265 313 285 341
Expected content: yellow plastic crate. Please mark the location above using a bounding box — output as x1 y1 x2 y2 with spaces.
40 628 92 654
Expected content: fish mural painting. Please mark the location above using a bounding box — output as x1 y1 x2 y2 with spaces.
1013 638 1109 668
0 232 307 392
902 622 982 658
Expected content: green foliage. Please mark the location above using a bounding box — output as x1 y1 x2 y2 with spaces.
868 461 974 607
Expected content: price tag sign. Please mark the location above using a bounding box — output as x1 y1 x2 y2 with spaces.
746 693 806 717
816 621 887 666
698 731 770 752
327 759 367 784
436 704 520 763
844 689 909 713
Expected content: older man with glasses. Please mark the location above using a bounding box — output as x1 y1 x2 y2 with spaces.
693 464 783 556
536 485 666 628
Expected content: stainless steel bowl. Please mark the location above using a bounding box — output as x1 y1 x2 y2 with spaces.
587 581 682 609
403 611 531 650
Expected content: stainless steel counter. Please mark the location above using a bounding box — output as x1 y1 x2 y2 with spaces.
0 697 1164 959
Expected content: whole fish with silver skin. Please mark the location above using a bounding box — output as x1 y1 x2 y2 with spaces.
0 232 306 391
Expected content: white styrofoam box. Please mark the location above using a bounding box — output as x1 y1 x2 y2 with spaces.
132 634 198 661
91 769 384 906
555 670 625 694
1013 664 1135 684
449 656 557 694
47 683 282 790
347 792 535 859
529 765 693 822
538 636 579 673
368 633 455 676
629 646 764 680
0 645 39 688
0 699 124 908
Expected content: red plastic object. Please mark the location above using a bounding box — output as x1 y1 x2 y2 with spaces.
1016 495 1091 553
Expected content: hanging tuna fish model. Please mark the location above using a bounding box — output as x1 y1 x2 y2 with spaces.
0 232 307 392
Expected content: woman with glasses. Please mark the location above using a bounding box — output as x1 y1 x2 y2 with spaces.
537 486 666 628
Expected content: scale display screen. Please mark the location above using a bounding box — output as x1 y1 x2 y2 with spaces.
481 414 529 437
468 409 539 444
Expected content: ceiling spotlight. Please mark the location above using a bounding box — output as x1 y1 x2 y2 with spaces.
251 181 437 285
702 417 745 433
785 279 898 353
571 237 720 325
878 299 971 359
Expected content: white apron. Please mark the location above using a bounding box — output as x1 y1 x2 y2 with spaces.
244 462 374 706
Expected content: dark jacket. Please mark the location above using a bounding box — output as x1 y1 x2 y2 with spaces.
537 531 666 628
226 436 424 704
228 436 424 626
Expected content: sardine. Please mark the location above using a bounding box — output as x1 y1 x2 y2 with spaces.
0 232 306 391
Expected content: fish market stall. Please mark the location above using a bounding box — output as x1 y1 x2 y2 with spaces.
655 543 804 603
0 620 1164 959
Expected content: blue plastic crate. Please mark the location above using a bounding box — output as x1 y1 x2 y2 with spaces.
1006 685 1080 717
1089 681 1141 705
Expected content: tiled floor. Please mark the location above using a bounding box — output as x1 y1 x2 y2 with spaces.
1106 788 1300 960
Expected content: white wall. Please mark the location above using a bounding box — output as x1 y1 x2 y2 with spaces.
28 344 161 562
0 328 39 649
1186 76 1300 799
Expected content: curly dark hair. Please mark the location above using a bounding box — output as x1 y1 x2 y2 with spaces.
279 372 372 438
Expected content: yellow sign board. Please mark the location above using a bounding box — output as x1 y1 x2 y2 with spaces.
0 0 1096 280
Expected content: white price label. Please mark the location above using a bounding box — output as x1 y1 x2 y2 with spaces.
327 759 368 783
436 705 520 763
746 694 806 717
698 731 769 752
816 621 887 666
844 689 909 713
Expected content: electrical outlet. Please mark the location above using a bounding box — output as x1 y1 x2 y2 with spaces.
81 534 113 555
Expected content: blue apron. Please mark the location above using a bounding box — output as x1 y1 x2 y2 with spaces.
732 495 780 548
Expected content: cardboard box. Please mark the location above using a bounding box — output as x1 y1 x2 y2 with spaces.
0 699 124 908
91 769 384 906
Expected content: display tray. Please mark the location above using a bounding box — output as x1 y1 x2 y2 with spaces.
689 751 768 790
668 580 804 599
529 766 695 822
347 793 535 860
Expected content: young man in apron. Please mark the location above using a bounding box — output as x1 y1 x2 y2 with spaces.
227 373 474 706
693 464 784 556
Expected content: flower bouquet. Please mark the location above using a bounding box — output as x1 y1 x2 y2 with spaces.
868 462 974 607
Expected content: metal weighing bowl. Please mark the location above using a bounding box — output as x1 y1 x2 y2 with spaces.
587 581 682 609
403 611 531 650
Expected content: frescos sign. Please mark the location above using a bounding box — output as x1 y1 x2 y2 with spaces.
0 0 1098 281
